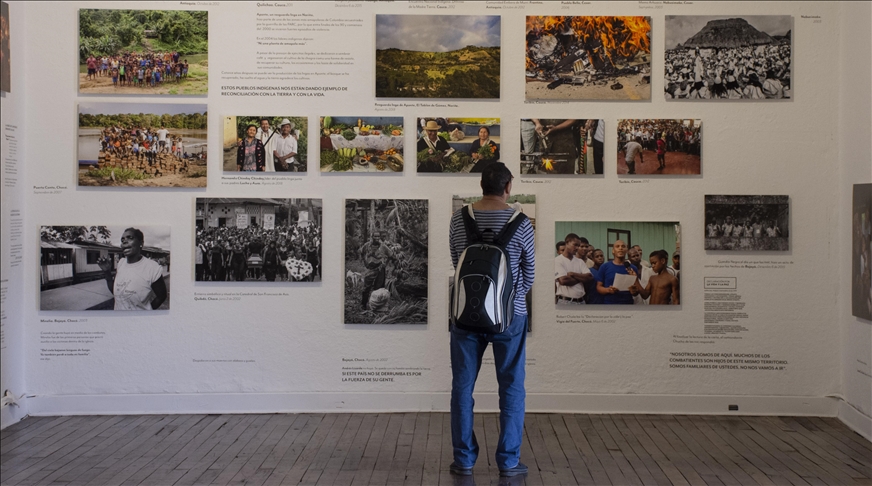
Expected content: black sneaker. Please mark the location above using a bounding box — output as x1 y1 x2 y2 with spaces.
449 462 473 476
499 462 528 477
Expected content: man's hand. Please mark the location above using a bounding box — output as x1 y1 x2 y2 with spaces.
97 256 113 273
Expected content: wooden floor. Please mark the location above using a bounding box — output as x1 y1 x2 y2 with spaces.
1 413 870 486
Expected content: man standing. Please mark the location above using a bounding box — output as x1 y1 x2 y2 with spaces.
596 240 641 304
556 234 592 305
359 230 396 310
273 119 299 172
621 136 644 174
629 247 656 305
448 163 535 478
256 118 278 172
156 126 169 154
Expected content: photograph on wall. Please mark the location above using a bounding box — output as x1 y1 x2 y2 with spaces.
375 15 500 99
78 9 208 95
704 195 789 251
78 102 207 187
617 119 701 175
223 116 307 173
320 117 404 172
520 119 604 175
852 184 872 320
416 118 500 173
554 221 681 307
1 1 9 93
451 194 536 331
195 199 322 282
39 225 170 311
525 16 651 101
665 15 792 100
345 199 428 325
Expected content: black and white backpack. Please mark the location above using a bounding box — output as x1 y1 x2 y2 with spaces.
451 205 527 333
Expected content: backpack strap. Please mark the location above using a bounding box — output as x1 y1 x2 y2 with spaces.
492 210 528 247
461 205 485 243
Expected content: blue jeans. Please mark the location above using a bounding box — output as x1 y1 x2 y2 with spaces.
450 314 527 469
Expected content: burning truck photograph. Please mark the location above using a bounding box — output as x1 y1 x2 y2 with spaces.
525 16 652 101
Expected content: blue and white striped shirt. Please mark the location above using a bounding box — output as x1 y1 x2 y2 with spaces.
449 207 536 315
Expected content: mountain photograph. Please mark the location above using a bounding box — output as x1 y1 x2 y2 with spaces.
375 15 500 99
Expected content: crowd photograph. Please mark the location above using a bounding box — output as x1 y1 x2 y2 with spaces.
223 116 308 173
78 9 208 95
195 199 322 283
416 118 500 173
853 184 872 320
554 221 681 307
1 1 9 93
704 195 789 251
617 119 701 175
665 15 791 100
40 225 170 311
345 199 428 325
77 102 208 188
520 118 604 175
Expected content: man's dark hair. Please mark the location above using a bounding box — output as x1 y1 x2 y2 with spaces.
564 233 581 244
480 162 513 196
650 249 669 262
260 117 270 124
578 237 590 244
123 227 144 244
555 241 565 252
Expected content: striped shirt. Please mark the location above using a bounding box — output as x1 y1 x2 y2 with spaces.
449 206 536 315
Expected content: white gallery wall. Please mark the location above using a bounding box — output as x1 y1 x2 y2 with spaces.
1 1 869 439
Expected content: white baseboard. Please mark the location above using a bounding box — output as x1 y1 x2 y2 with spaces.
26 392 839 417
838 400 872 441
0 396 30 430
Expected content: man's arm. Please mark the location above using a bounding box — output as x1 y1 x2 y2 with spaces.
671 276 680 305
150 277 168 309
97 256 115 293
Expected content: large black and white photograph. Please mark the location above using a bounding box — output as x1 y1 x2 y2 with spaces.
195 198 322 282
665 15 792 100
416 118 500 173
40 225 170 311
520 119 604 175
705 195 789 251
853 184 872 320
525 16 651 101
345 199 428 325
555 221 681 307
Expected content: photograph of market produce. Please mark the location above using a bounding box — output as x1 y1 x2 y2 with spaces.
416 118 500 173
520 119 604 175
525 16 651 100
704 195 789 251
77 102 207 188
320 117 404 173
617 119 701 175
345 199 428 325
375 15 500 99
223 116 307 173
78 9 208 95
665 16 791 100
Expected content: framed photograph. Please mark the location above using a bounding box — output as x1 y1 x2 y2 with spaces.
416 118 500 173
526 16 651 101
223 116 308 173
195 198 322 282
40 225 170 311
77 102 207 187
554 221 681 306
451 194 536 331
520 119 604 175
1 2 9 93
320 117 404 173
344 199 428 324
78 9 208 95
704 195 789 251
665 15 792 100
853 184 871 320
617 119 701 175
375 15 500 99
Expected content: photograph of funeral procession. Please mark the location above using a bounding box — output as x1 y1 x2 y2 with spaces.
345 199 428 325
416 118 500 173
223 116 307 173
665 15 792 100
520 119 604 175
40 225 170 311
195 198 322 282
77 102 207 188
320 117 404 173
525 16 651 100
78 9 208 95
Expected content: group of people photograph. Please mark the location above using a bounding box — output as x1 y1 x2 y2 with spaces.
617 119 701 175
704 195 789 251
97 124 191 161
84 51 190 89
520 119 604 175
231 117 305 173
416 118 501 173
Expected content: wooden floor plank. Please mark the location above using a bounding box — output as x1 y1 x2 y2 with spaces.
343 413 386 486
634 415 707 486
402 412 430 486
663 415 745 486
609 415 675 486
174 414 265 486
419 412 443 486
259 414 325 486
776 417 872 478
563 413 614 486
548 414 596 486
652 415 725 486
365 413 403 486
687 416 776 486
279 413 339 486
537 413 578 485
314 414 364 486
386 413 416 486
332 413 377 486
578 415 634 486
600 414 667 486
